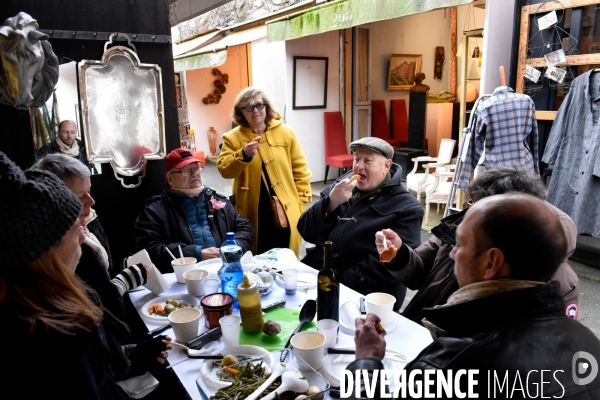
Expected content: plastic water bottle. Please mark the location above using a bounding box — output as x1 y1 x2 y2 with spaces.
219 232 244 310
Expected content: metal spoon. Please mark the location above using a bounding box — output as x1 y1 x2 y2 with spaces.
281 299 317 360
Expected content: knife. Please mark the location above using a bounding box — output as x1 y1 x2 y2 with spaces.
148 323 171 336
327 348 407 360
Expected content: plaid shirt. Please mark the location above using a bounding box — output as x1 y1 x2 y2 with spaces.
457 86 539 190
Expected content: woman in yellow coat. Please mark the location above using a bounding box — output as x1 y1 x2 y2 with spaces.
218 87 312 257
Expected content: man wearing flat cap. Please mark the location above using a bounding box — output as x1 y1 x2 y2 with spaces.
298 137 423 309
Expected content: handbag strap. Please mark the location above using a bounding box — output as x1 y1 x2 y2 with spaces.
261 169 273 196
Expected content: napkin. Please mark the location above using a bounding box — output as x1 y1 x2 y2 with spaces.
116 372 159 399
127 249 171 295
240 250 256 272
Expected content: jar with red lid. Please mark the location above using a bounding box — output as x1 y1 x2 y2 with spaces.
201 293 234 329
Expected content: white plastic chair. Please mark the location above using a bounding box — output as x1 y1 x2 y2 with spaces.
424 167 456 225
406 138 457 197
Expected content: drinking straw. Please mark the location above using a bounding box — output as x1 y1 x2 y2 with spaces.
165 247 177 262
178 245 185 263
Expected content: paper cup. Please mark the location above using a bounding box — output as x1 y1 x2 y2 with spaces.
317 319 339 352
291 331 326 370
219 315 241 347
184 268 209 296
365 292 396 325
168 307 201 343
172 257 197 283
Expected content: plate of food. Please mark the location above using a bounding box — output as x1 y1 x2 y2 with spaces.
140 294 200 324
197 348 330 400
199 345 274 391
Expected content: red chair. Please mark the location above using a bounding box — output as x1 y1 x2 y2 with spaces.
371 100 405 148
390 99 409 148
324 111 354 184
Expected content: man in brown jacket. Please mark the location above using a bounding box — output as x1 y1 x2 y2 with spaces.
377 166 579 324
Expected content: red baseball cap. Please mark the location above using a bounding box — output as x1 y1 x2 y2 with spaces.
165 148 201 172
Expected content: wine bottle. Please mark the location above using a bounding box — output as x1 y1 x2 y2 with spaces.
317 241 339 322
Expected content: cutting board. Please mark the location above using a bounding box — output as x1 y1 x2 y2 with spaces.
239 307 316 351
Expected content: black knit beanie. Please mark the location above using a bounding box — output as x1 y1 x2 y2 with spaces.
0 151 81 267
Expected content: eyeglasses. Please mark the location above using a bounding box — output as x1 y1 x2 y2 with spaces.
242 103 265 112
171 166 203 177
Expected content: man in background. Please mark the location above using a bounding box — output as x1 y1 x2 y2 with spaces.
37 120 88 164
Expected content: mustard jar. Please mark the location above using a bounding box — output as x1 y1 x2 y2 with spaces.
237 274 264 333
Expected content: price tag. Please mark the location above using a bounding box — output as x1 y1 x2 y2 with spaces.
538 10 558 30
524 65 542 83
545 49 567 66
545 66 566 83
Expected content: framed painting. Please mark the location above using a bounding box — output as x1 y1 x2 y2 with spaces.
387 54 422 91
293 56 328 109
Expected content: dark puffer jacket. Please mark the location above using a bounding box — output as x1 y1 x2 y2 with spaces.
347 282 600 399
134 187 254 273
298 165 423 309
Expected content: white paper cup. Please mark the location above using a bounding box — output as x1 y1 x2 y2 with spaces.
168 307 201 343
184 268 209 296
365 292 396 325
282 269 298 295
317 319 339 352
202 278 221 296
219 315 241 347
291 331 326 370
172 257 197 283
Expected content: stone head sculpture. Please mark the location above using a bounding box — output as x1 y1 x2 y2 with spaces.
0 12 59 109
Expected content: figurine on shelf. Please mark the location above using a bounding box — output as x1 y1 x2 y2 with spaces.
410 73 430 93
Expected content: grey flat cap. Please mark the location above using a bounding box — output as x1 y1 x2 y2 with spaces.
349 137 394 159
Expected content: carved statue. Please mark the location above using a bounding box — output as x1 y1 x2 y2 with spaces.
410 72 430 93
0 12 59 110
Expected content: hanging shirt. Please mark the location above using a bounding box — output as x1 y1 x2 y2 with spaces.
457 86 539 189
542 70 600 237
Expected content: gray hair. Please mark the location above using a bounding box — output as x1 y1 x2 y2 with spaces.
231 87 280 127
33 153 90 184
468 166 546 202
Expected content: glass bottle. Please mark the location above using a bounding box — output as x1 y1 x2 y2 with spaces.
317 241 339 322
237 274 264 333
219 232 244 310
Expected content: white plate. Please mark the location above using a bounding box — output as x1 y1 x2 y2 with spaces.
140 294 200 324
274 269 318 291
195 258 222 274
322 346 403 388
338 301 399 335
200 345 273 390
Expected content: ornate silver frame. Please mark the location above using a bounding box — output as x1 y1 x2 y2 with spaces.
78 33 166 188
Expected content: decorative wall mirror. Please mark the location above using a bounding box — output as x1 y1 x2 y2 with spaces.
292 56 328 109
78 33 166 188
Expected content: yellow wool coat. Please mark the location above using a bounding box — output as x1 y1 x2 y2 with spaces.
217 117 312 257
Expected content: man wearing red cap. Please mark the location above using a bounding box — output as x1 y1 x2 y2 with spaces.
134 148 253 272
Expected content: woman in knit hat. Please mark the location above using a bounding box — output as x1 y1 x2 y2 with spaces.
34 153 148 322
0 152 171 399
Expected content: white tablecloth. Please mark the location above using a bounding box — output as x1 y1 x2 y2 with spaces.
129 270 432 400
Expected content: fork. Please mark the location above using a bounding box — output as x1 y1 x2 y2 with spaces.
163 340 212 357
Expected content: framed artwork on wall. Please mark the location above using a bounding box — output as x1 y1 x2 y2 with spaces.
293 56 328 109
387 54 422 91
